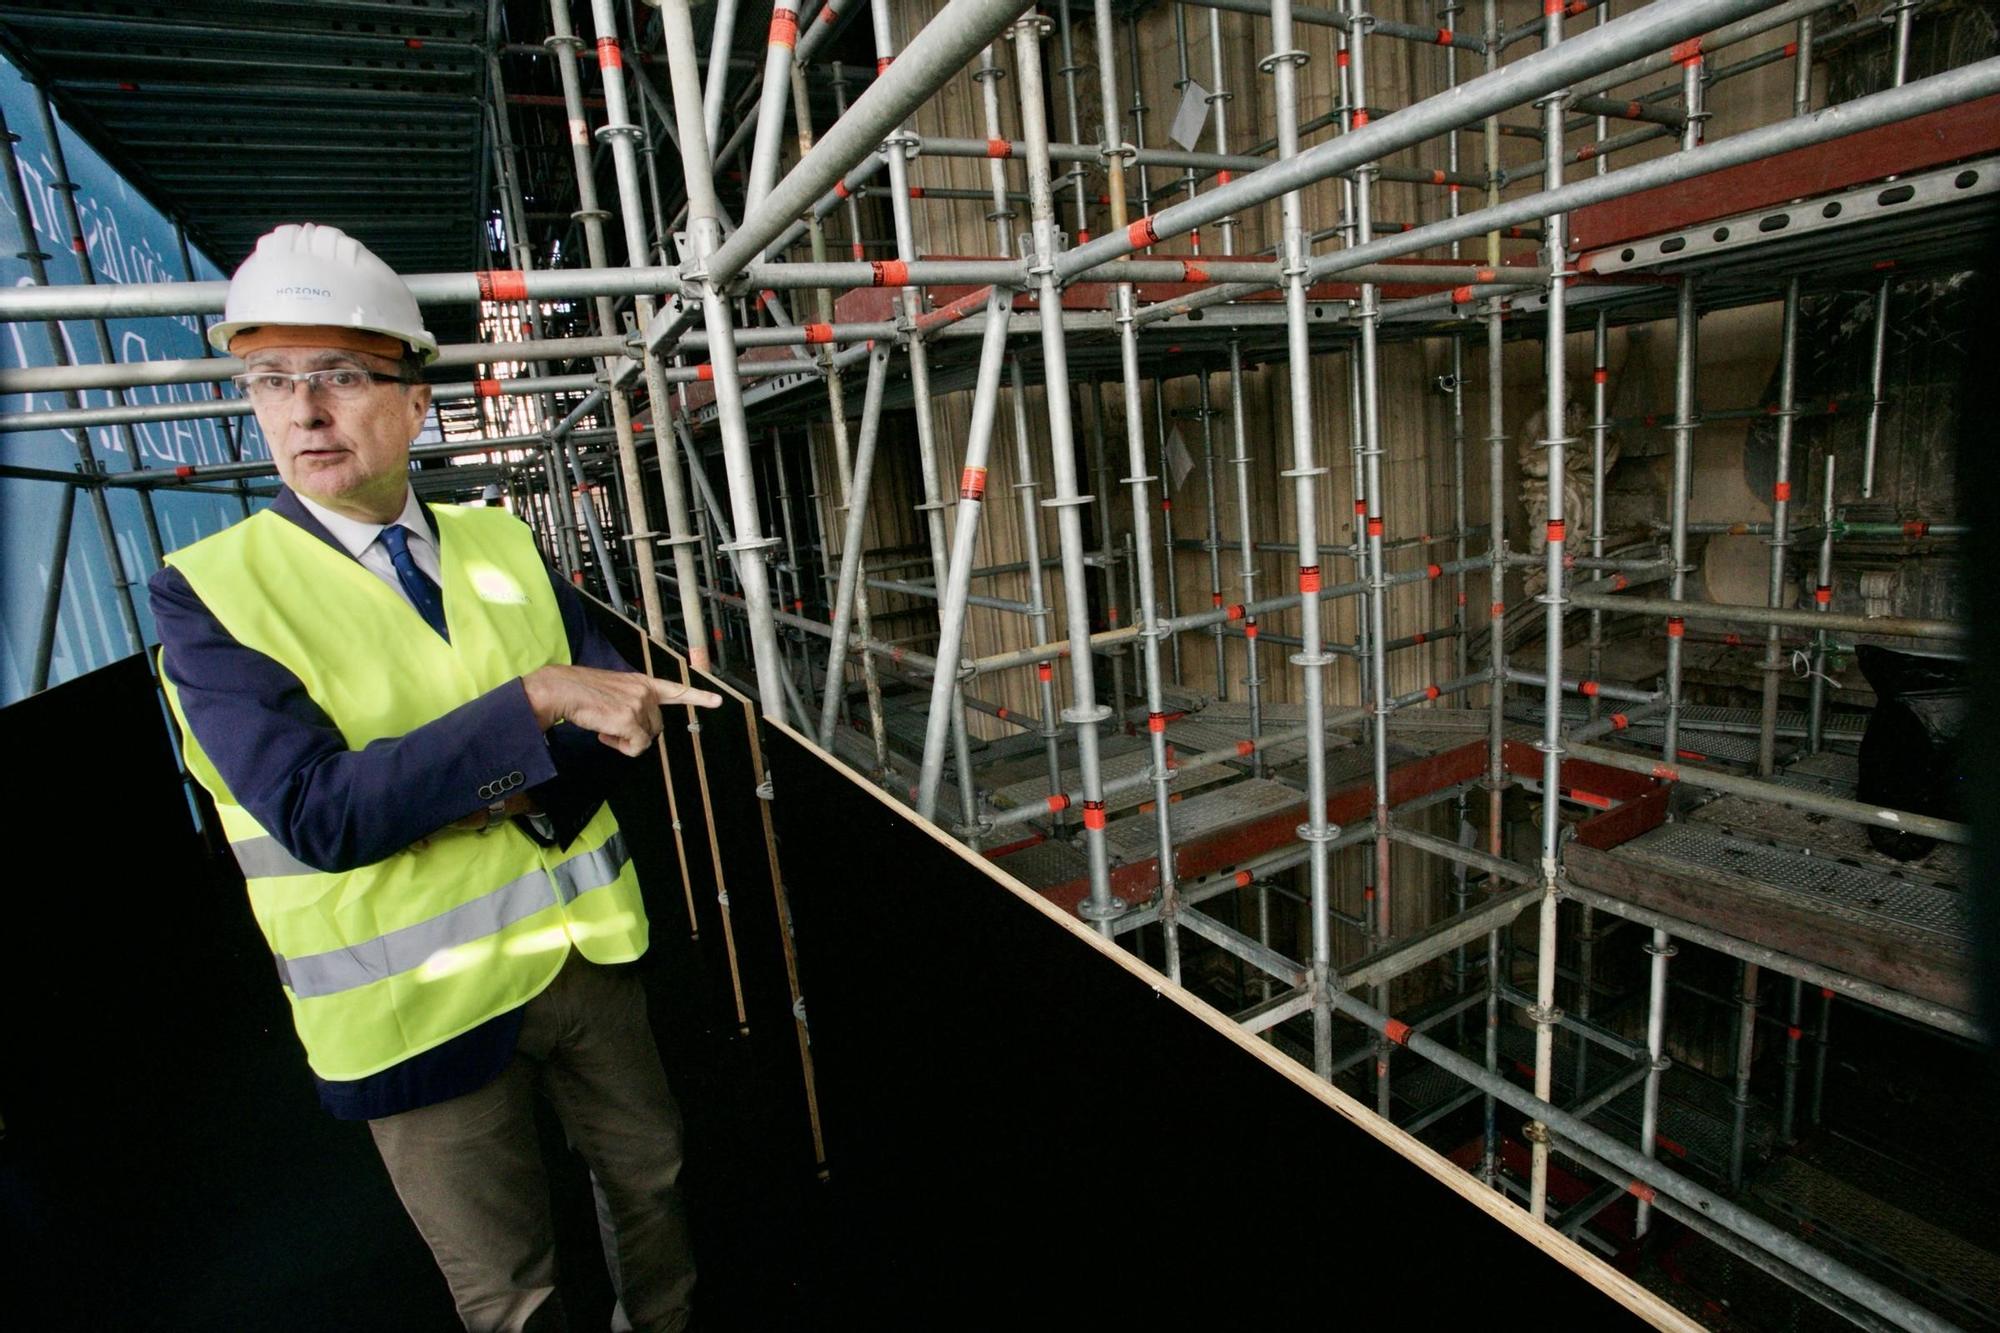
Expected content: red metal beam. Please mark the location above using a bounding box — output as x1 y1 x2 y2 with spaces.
1570 94 2000 258
1032 735 1667 917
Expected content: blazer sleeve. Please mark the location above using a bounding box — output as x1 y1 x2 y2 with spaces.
150 564 559 873
525 565 653 848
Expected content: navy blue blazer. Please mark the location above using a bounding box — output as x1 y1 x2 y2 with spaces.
149 488 641 1118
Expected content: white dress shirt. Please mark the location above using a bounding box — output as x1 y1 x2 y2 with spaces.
296 487 441 610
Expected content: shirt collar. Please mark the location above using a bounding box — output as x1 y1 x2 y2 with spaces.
294 487 430 561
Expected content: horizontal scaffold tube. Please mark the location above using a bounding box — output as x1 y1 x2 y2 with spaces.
1558 881 1983 1041
0 334 629 395
0 372 603 433
1505 667 1659 705
1054 0 1771 279
1145 58 2000 322
1566 588 1966 642
0 264 683 323
706 0 1036 281
980 706 1373 833
1325 987 1964 1333
916 135 1485 189
1565 741 1971 846
963 555 1490 676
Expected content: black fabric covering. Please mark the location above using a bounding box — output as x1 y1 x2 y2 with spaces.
765 724 1655 1326
0 644 825 1330
1855 644 1967 860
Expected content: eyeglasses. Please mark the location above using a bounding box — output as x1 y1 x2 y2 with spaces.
230 367 419 405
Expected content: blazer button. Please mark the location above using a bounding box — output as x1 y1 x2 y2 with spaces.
478 782 493 800
508 770 524 788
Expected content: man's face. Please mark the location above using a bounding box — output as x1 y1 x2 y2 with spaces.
245 344 432 522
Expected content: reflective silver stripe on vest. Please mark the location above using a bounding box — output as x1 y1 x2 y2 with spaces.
271 834 631 998
552 832 629 905
231 835 320 879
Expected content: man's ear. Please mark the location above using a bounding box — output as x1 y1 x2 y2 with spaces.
406 383 433 435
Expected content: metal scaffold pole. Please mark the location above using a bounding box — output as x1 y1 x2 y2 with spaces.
1013 12 1120 928
1092 0 1181 982
788 59 888 771
655 0 783 711
971 44 1065 804
1263 0 1338 1078
1525 0 1574 1222
871 3 981 831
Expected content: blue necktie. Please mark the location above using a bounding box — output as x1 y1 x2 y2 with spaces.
378 524 449 641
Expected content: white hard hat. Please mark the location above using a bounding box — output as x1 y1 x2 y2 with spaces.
209 223 439 364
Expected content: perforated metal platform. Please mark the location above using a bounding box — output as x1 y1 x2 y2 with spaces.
1618 821 1969 947
1164 717 1358 770
987 838 1090 892
986 744 1232 815
1754 1157 2000 1327
1542 699 1867 742
1688 793 1970 886
881 704 989 755
1770 750 1861 795
1099 777 1304 862
1590 1057 1778 1183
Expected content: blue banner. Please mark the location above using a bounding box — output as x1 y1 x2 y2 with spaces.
0 54 271 705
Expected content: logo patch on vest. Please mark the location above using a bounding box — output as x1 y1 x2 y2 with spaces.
467 562 530 606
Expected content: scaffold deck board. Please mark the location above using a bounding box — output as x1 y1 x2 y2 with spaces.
1771 751 1861 796
1164 717 1359 770
1565 820 1974 1017
1533 699 1867 742
880 703 989 756
1689 791 1970 884
986 838 1090 893
1752 1156 2000 1327
985 743 1233 815
1100 777 1306 863
1591 1060 1779 1185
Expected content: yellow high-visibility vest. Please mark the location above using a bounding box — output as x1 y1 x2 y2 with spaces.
162 503 647 1080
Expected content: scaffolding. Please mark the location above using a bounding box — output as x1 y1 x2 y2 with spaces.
1 2 1994 1329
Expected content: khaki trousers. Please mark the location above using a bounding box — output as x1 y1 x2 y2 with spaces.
368 956 695 1333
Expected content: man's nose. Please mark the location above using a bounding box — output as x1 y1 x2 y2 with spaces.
287 379 331 427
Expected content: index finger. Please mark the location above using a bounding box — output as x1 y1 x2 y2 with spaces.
649 677 725 711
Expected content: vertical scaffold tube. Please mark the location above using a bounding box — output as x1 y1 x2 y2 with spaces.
1475 4 1508 1183
1660 51 1704 760
1526 0 1574 1225
576 0 712 659
817 346 895 751
1638 49 1707 1239
1343 1 1401 1120
1444 0 1476 1042
743 1 803 217
1266 0 1338 1077
873 3 981 831
655 0 784 713
974 45 1064 801
701 0 741 146
1757 278 1802 777
1128 19 1185 688
1014 14 1120 928
1095 0 1182 982
1860 0 1911 500
1729 962 1762 1189
1807 456 1836 753
1575 32 1611 1085
1212 7 1264 775
917 292 1018 821
790 62 888 772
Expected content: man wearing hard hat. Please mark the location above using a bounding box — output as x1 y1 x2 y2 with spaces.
150 223 712 1332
